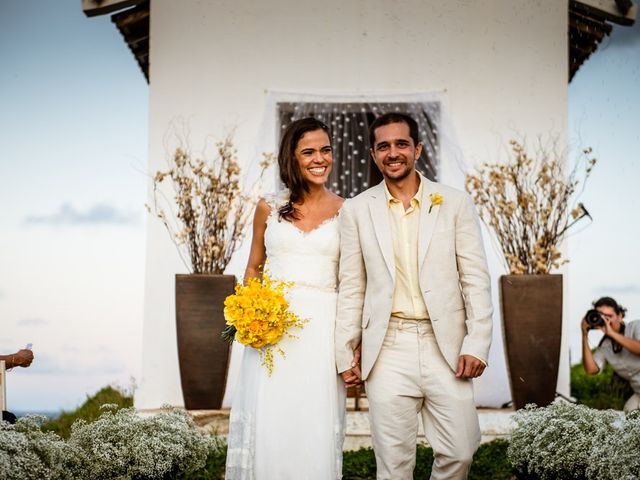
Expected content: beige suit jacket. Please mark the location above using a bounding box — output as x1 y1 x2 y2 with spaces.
335 175 493 379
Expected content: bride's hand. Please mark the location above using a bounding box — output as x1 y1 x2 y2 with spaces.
345 345 362 385
351 345 361 369
341 369 361 388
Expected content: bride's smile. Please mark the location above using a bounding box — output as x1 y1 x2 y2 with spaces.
294 128 333 185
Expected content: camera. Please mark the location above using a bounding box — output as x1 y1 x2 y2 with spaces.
585 309 605 329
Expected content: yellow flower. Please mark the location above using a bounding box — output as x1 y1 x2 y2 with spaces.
223 273 308 375
429 192 443 213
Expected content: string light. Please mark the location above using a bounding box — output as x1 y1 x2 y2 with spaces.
281 102 441 196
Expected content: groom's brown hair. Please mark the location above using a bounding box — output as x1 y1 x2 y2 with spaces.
369 112 420 148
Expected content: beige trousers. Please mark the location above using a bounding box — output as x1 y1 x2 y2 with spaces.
365 318 480 480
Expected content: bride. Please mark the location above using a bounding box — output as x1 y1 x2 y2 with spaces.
226 118 350 479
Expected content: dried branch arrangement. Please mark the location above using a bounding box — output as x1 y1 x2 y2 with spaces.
465 139 596 274
148 135 273 274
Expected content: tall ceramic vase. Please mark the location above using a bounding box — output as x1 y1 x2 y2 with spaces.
500 274 563 410
175 273 236 410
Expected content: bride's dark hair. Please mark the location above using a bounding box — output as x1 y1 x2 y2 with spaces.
277 117 332 222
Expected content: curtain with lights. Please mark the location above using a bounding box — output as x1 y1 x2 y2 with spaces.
278 101 441 198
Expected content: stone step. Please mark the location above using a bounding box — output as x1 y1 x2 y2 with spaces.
140 406 516 451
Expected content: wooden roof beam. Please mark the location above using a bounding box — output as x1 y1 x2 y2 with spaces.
82 0 146 18
569 19 611 38
573 0 637 26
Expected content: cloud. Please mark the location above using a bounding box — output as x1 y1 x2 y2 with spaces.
24 203 139 226
17 318 49 327
594 284 640 295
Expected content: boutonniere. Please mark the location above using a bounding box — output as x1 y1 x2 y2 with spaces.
429 192 443 213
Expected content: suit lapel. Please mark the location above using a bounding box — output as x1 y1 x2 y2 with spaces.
368 182 396 281
418 175 440 271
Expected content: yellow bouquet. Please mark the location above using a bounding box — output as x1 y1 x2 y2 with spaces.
222 274 307 375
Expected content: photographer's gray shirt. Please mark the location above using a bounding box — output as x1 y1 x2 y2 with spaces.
593 319 640 394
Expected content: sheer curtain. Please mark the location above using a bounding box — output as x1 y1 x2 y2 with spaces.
278 101 440 198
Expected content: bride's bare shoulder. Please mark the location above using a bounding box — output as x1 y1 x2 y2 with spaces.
254 198 273 223
327 191 344 210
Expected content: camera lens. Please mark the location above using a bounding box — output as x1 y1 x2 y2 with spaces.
585 309 605 329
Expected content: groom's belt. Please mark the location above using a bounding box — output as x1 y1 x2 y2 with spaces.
390 314 430 321
389 316 433 332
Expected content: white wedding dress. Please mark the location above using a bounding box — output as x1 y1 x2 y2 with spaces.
226 193 346 480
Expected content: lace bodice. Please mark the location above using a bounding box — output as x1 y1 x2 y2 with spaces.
263 192 340 292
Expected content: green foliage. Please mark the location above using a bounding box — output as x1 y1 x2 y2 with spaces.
341 440 512 480
42 385 133 438
178 439 227 480
412 444 434 478
342 446 378 479
570 362 633 410
469 438 513 480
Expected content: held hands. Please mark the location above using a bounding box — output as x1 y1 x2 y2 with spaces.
341 345 362 388
455 354 485 379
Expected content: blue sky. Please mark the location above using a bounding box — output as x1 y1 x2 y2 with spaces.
0 0 638 412
0 0 148 411
568 17 640 362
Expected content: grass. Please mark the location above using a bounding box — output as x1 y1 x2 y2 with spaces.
180 440 227 480
180 439 513 479
570 361 633 410
340 439 512 480
42 385 133 438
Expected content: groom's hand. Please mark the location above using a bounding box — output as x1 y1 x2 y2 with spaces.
341 369 361 388
455 355 486 379
341 346 363 387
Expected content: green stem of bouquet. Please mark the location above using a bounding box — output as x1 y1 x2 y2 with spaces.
221 325 237 343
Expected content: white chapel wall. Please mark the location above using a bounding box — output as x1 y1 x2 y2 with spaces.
136 0 568 410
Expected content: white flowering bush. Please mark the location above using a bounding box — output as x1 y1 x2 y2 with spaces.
0 407 223 479
507 402 632 480
68 406 216 479
0 415 79 480
586 409 640 480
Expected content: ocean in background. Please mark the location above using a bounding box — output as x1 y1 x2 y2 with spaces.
11 410 60 420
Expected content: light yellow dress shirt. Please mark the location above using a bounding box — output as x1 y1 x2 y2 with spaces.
384 180 429 320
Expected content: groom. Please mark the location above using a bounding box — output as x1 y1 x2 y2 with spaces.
335 112 493 479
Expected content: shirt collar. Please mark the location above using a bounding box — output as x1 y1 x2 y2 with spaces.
383 175 423 206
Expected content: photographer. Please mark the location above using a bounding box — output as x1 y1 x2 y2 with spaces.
1 347 34 424
581 297 640 412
